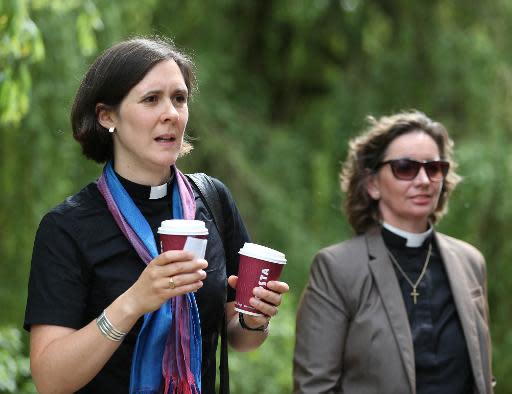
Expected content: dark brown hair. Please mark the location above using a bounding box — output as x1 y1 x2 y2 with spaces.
71 36 196 163
340 110 461 234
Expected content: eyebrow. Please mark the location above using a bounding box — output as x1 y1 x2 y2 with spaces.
141 88 188 97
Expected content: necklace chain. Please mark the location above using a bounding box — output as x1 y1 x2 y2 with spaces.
386 242 432 304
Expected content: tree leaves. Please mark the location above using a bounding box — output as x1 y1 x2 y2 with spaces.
2 1 512 392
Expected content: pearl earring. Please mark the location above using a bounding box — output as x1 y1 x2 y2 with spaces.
108 127 115 133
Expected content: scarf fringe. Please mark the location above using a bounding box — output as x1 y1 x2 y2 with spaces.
164 371 200 394
172 382 200 394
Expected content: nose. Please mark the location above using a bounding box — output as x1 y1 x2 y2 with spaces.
161 99 179 123
414 166 431 184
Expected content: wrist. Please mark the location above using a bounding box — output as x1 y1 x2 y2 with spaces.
238 313 269 332
117 289 144 320
110 292 143 332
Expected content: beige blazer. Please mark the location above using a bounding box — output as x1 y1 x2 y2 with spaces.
293 227 494 394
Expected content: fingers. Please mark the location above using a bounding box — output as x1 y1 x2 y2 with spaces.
227 275 238 289
165 279 204 296
151 250 196 266
249 295 279 317
147 253 208 294
249 281 290 317
253 281 289 305
149 250 207 277
127 254 209 316
157 258 208 277
266 280 290 294
163 269 207 293
155 257 207 296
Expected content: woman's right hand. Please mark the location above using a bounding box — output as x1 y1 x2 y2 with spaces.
123 250 208 317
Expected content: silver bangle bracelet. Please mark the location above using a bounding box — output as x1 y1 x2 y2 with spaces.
96 310 127 342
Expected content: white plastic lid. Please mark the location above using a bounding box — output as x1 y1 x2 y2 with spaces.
238 242 286 264
157 219 209 235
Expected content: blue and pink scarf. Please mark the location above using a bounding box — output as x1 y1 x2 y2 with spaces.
97 161 202 394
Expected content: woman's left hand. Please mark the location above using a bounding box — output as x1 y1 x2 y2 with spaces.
228 275 290 327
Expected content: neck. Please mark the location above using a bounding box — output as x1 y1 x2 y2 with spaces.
380 214 429 233
113 162 171 186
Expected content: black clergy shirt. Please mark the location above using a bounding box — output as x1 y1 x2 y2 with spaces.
24 173 250 394
382 227 474 394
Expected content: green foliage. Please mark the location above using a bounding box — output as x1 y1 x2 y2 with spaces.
0 0 44 124
229 296 296 393
1 0 512 392
0 327 35 394
76 1 104 56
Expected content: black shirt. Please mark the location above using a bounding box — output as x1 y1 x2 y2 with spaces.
24 174 250 393
382 228 474 394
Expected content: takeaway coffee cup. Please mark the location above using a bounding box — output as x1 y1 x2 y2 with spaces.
157 219 209 259
235 242 287 316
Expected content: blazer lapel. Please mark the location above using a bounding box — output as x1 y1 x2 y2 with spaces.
366 229 416 394
436 233 485 394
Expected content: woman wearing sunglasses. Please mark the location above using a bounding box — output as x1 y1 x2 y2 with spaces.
293 111 494 393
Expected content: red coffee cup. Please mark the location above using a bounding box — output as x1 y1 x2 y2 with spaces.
158 219 209 258
235 243 287 316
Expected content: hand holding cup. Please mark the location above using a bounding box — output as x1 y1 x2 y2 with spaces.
126 250 207 316
228 275 289 323
233 243 288 317
124 220 209 316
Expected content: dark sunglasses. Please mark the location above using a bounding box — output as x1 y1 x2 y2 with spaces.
376 159 450 182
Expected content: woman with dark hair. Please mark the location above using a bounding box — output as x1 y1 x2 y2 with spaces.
293 111 494 393
24 36 289 394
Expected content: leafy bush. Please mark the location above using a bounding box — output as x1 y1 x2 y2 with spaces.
0 327 35 394
229 295 296 394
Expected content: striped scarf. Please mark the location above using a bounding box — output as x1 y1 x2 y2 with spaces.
97 161 202 394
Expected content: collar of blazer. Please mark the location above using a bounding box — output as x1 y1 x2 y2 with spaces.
365 227 486 394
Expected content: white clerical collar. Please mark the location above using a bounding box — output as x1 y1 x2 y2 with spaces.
149 172 175 199
149 183 168 199
382 222 433 247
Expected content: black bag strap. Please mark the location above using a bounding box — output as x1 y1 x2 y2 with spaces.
186 173 225 238
186 173 229 394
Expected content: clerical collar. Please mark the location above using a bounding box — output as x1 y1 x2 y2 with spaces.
115 171 174 200
149 183 168 199
382 222 433 247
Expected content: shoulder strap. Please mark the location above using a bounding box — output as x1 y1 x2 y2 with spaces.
186 173 230 394
186 173 225 240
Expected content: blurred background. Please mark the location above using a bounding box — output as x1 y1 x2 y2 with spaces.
1 0 511 392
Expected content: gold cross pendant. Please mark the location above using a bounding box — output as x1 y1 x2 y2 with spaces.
411 288 419 304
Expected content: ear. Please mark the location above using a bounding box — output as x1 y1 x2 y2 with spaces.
365 172 381 200
96 103 116 130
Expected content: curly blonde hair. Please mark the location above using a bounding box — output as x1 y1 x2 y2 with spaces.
340 110 461 234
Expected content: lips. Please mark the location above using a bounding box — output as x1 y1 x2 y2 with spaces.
155 134 176 142
410 194 432 204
